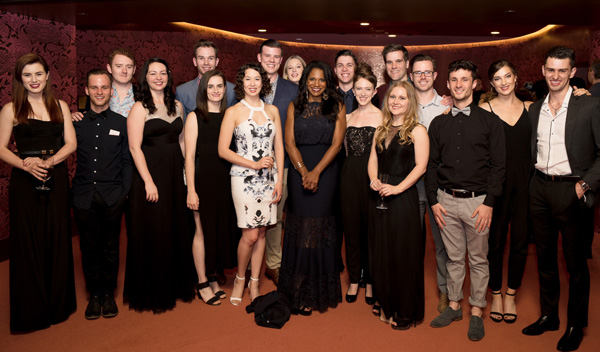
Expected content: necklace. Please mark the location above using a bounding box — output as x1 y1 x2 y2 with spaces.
391 124 402 128
548 100 561 115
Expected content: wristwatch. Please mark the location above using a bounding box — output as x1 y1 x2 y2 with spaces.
578 180 591 192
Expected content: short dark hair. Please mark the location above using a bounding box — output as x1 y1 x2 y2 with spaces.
193 39 219 58
86 69 113 86
382 44 409 63
335 50 357 66
109 48 135 66
409 54 436 72
259 39 282 55
590 59 600 80
448 59 478 80
545 46 575 67
234 63 272 100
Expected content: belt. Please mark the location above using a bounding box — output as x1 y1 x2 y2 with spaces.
534 169 580 182
440 188 486 198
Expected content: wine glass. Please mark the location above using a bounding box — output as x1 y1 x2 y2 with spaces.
36 155 54 191
376 173 389 210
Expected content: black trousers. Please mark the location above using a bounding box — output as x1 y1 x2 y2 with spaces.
529 176 590 327
75 191 126 294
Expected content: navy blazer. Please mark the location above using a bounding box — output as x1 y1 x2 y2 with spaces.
530 93 600 191
175 78 236 119
270 76 298 168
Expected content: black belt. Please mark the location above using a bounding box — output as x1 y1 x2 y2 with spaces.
440 188 486 198
534 169 580 182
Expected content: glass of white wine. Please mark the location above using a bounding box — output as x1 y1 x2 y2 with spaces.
36 154 54 191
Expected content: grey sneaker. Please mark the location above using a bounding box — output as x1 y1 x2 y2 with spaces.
468 316 485 341
430 306 463 328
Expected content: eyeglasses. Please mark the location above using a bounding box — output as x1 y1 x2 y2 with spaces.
412 71 433 77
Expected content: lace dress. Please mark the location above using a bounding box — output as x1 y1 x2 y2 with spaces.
277 102 342 311
230 99 278 228
341 126 376 284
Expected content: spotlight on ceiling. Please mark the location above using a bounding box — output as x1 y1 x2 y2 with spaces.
491 31 500 35
360 22 370 26
258 29 267 32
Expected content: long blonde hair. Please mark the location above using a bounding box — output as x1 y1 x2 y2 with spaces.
375 81 419 152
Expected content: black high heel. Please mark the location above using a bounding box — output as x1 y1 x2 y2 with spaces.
372 304 381 317
503 291 517 324
490 291 504 323
345 283 359 303
208 275 226 299
195 282 220 306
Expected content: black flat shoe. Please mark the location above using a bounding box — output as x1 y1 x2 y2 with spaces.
557 326 583 351
522 315 559 336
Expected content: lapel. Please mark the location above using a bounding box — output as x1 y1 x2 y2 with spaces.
272 76 282 106
564 93 578 153
530 100 542 155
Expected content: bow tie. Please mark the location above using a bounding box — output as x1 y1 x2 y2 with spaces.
89 110 108 121
451 106 471 116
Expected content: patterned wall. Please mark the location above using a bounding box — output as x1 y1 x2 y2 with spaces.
0 12 77 241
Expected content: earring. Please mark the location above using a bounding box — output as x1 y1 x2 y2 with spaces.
323 91 329 100
306 89 309 99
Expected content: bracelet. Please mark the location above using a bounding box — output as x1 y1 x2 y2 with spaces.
293 161 305 170
370 180 374 186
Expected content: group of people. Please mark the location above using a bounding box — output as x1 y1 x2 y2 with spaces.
1 39 598 352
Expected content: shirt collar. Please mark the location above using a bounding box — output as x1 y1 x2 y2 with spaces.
420 89 443 108
543 86 573 107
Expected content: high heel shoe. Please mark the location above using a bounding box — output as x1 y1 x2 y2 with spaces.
345 283 359 303
490 291 504 323
248 276 259 302
195 282 221 306
503 291 517 324
365 284 375 305
372 304 381 317
230 274 245 306
208 275 226 299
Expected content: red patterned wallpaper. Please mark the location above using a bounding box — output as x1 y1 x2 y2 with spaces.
0 12 77 241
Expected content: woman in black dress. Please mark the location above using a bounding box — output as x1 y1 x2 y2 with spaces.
125 58 196 313
184 70 238 305
0 53 77 332
278 61 346 315
367 81 429 330
341 63 382 305
479 60 532 324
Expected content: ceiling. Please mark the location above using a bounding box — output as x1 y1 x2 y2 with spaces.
3 0 599 45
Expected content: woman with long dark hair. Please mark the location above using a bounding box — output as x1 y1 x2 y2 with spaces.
184 69 238 305
124 57 195 312
277 61 346 315
0 53 76 332
367 81 428 330
218 63 284 306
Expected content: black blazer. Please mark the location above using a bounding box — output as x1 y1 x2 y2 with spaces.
530 93 600 191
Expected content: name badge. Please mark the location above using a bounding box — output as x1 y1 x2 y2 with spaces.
109 129 120 136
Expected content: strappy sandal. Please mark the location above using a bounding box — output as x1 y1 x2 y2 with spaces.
230 274 245 306
208 275 226 299
247 276 259 302
503 291 517 324
372 303 381 317
195 281 220 306
490 291 504 323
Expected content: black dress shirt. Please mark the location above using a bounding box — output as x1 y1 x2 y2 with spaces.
72 108 132 209
425 102 506 207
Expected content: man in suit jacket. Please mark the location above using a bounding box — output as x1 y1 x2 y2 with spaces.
523 46 600 352
257 39 298 285
176 39 236 119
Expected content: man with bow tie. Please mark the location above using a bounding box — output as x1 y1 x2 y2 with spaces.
425 59 506 341
72 69 132 320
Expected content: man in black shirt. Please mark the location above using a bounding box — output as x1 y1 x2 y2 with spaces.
72 69 132 320
426 60 506 341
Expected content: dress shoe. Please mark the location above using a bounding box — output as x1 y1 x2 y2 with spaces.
467 316 485 341
85 295 102 320
557 326 583 351
430 306 463 328
265 267 280 286
101 294 119 318
522 315 559 336
437 292 449 313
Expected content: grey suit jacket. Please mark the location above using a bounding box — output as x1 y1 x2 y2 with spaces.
530 93 600 191
175 78 236 119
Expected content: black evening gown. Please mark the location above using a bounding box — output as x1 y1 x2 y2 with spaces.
9 120 76 332
278 102 342 311
341 126 375 284
368 132 424 326
193 110 238 273
124 107 196 313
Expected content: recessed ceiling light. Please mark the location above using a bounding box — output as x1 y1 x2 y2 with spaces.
296 38 303 41
491 31 500 35
505 9 516 13
360 22 369 26
258 29 267 32
388 34 397 38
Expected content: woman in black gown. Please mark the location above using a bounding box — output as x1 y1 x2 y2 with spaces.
367 81 429 330
341 63 382 305
125 58 196 313
0 53 77 332
184 70 238 305
479 60 532 324
278 61 346 315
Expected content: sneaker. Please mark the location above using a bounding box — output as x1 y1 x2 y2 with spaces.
85 295 102 320
468 316 485 341
430 306 463 328
101 294 119 318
